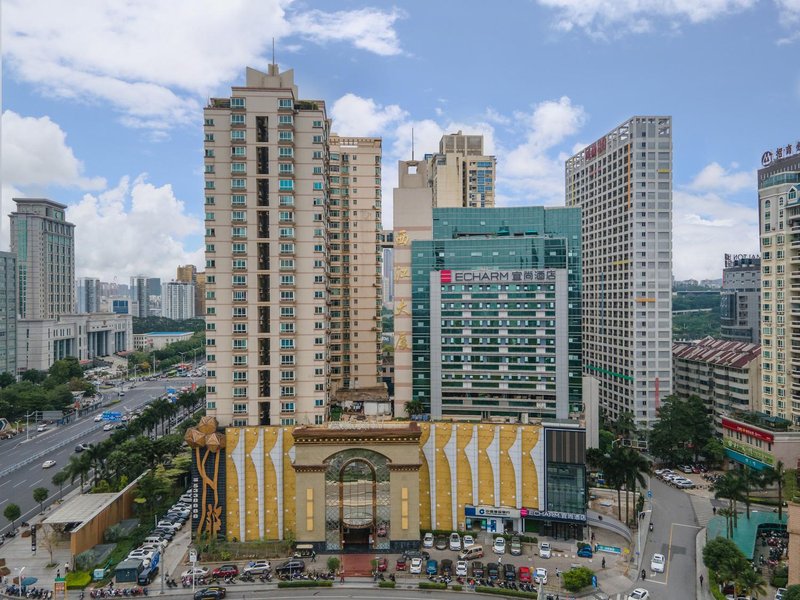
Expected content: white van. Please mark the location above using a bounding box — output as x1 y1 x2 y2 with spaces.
458 545 484 561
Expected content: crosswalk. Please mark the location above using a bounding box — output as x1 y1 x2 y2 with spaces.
689 495 715 527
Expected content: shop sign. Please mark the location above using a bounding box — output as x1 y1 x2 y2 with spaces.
762 142 800 166
724 448 768 471
594 544 622 554
520 508 587 523
465 505 520 519
721 418 774 443
723 439 774 466
440 269 557 284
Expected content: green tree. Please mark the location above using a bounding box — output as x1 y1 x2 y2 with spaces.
649 395 712 465
52 470 69 500
0 372 16 388
32 487 49 513
783 585 800 600
587 445 627 522
761 461 787 521
714 472 745 533
703 536 747 586
738 467 764 520
20 369 47 384
3 503 21 529
47 357 84 386
561 567 594 592
703 438 725 467
327 556 341 574
622 448 650 525
736 568 766 599
405 400 424 417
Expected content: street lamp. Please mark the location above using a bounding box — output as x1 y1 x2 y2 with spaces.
24 411 37 442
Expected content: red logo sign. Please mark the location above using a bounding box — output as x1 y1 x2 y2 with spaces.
721 418 774 443
440 270 452 283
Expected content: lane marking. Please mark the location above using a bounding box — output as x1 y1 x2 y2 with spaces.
672 523 701 529
29 478 43 488
13 479 27 488
665 521 674 585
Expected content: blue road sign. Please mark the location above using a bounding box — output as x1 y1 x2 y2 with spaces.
101 411 122 421
647 489 653 498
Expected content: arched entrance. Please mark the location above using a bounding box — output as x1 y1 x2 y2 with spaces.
325 449 390 551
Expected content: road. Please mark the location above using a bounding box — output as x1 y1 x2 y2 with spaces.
0 376 204 536
615 476 702 600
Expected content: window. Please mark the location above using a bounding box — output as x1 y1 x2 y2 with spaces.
232 194 246 205
206 244 215 253
205 212 215 220
233 339 247 349
280 242 295 253
232 210 246 221
279 211 293 221
205 181 215 189
232 274 247 285
233 323 247 333
230 97 246 108
232 146 246 157
233 387 247 398
279 195 294 206
280 275 295 286
233 290 247 301
279 131 293 141
279 163 294 173
204 118 214 126
280 339 295 349
231 162 246 173
278 114 293 124
206 291 216 300
231 130 245 141
232 226 247 238
281 291 295 301
278 98 293 108
313 135 322 143
205 196 215 205
232 178 246 189
280 227 295 238
279 147 294 157
313 182 323 190
231 114 245 125
233 402 248 414
232 243 246 254
279 179 294 190
281 307 295 317
204 133 214 142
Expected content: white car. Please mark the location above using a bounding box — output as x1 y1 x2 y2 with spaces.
36 424 47 432
103 423 114 431
410 557 423 574
423 533 434 548
243 561 271 575
539 542 551 558
533 568 548 585
94 415 103 422
627 589 650 600
650 553 665 573
42 459 57 469
462 535 475 549
456 561 468 577
181 567 210 579
493 537 506 554
157 520 180 531
449 532 461 551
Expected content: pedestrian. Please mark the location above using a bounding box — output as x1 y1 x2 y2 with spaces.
601 557 606 569
556 568 561 578
340 569 345 584
311 550 316 562
65 563 70 574
712 506 717 516
591 532 595 542
700 574 704 588
56 570 60 579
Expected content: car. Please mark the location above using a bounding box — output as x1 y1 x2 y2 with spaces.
42 459 57 468
395 555 407 571
275 559 305 576
455 561 466 577
152 529 174 540
503 563 516 581
463 534 475 549
776 588 787 600
493 537 506 554
654 468 668 476
650 553 665 573
426 560 438 576
539 542 551 558
627 589 650 600
487 563 499 579
119 392 125 397
194 587 226 600
103 423 114 431
577 546 593 558
471 562 485 578
410 558 423 574
128 549 156 560
94 414 103 422
115 423 126 430
681 465 693 474
449 532 461 551
212 565 239 578
440 559 453 576
36 424 47 432
435 536 448 550
156 521 180 531
242 561 271 575
533 567 548 585
518 566 532 583
74 443 92 453
182 567 210 579
376 557 388 572
510 536 522 556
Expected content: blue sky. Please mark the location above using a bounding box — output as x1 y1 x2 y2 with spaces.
2 0 798 281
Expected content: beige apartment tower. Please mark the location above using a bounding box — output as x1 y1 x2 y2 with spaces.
203 64 382 428
427 131 496 208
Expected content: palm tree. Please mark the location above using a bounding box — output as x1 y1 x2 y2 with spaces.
737 467 764 521
717 507 735 538
66 454 91 489
588 445 627 521
761 461 787 521
86 443 108 485
714 472 746 531
52 470 69 500
736 567 766 599
623 448 650 525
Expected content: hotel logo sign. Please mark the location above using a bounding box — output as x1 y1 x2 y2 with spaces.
440 269 557 284
761 142 800 166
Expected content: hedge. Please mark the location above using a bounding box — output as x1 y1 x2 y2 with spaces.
475 585 537 599
451 584 463 591
378 581 396 588
65 571 92 590
277 580 333 588
707 570 727 600
419 582 448 590
421 530 538 544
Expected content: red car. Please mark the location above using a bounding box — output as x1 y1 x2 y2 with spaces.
396 556 407 571
212 564 239 578
376 557 388 572
518 566 532 583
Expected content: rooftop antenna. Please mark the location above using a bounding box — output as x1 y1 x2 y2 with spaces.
272 37 276 65
411 127 415 161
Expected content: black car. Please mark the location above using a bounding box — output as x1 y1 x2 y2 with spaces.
194 587 226 600
503 563 516 581
440 559 453 576
471 562 485 578
275 559 305 575
152 529 174 540
487 563 499 579
403 550 430 562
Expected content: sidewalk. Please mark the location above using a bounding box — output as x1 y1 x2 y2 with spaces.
696 528 713 600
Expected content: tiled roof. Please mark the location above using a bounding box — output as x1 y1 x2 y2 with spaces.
672 336 760 369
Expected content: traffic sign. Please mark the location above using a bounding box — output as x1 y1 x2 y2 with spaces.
647 490 653 498
189 549 197 563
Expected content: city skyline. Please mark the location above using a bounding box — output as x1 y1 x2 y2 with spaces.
2 0 797 280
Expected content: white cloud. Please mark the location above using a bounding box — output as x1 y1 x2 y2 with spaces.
69 176 203 281
672 189 759 280
776 0 800 42
536 0 756 36
2 0 404 131
688 162 754 193
1 110 106 190
330 94 407 137
288 7 405 56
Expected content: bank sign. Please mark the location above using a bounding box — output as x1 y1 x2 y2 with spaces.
440 269 557 284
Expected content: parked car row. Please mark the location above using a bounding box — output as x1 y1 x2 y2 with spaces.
654 468 695 489
131 489 192 583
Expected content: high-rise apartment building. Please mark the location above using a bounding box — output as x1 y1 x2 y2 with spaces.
10 198 76 320
195 272 206 318
565 117 673 428
203 64 382 427
720 254 761 343
758 144 800 423
0 252 17 375
162 280 196 320
426 131 496 208
176 265 197 283
326 135 383 395
147 277 162 298
130 276 149 318
76 277 101 313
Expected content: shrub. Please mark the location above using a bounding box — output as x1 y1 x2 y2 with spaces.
562 566 594 592
474 586 537 598
65 571 92 589
450 584 463 591
277 580 333 588
419 582 447 590
771 565 789 589
378 581 396 588
104 525 122 543
327 556 341 573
